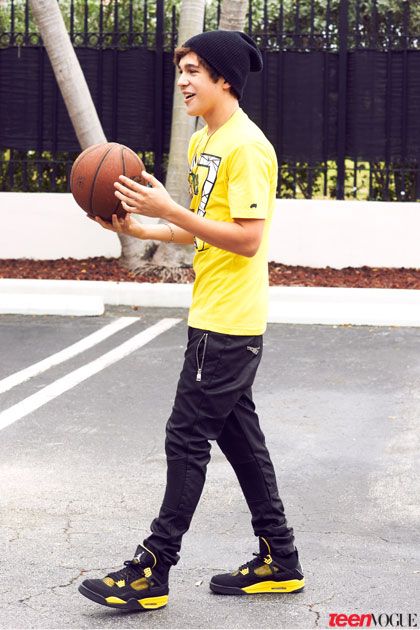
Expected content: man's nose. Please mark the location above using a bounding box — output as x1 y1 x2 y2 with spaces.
177 73 188 87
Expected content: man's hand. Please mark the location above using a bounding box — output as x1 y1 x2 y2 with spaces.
91 213 147 238
114 171 174 220
89 208 195 245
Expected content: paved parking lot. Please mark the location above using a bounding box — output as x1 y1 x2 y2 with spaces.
1 307 419 629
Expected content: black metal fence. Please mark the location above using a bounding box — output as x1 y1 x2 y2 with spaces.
0 0 419 200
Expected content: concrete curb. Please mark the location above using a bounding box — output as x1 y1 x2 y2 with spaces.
1 279 420 326
0 290 104 316
268 286 420 326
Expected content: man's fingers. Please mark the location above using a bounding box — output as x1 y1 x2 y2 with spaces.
141 170 162 188
118 173 157 191
111 214 121 231
121 199 139 213
114 189 139 208
114 181 140 199
115 175 144 193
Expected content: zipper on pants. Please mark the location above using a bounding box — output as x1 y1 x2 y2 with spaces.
195 333 208 382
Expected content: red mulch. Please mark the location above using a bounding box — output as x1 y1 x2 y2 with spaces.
1 257 419 289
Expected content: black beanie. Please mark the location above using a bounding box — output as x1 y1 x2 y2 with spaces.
183 30 263 100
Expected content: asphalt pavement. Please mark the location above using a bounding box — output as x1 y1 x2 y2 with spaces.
1 307 419 630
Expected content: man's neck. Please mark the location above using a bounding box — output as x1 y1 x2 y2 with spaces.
204 101 240 136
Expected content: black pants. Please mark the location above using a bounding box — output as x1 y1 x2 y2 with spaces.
144 327 295 568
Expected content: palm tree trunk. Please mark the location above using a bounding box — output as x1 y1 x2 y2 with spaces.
28 0 153 267
151 0 206 267
165 0 206 207
28 0 106 149
219 0 248 31
192 0 248 138
153 0 248 267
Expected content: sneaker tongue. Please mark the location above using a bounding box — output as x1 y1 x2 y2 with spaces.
132 544 155 567
259 537 271 557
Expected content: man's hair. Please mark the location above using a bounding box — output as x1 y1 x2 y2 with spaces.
173 46 238 99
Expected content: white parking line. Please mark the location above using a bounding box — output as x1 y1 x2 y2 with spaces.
0 316 140 395
0 318 181 432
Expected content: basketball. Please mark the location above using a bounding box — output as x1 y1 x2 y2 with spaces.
70 142 146 221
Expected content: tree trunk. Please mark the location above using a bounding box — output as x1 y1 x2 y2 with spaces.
149 0 206 267
28 0 106 149
219 0 248 31
29 0 153 266
153 0 248 267
165 0 206 207
193 0 248 138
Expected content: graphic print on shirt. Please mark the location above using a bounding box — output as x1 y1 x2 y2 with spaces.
191 152 221 252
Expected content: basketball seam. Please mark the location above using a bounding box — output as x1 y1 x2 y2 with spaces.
115 146 126 216
89 145 114 216
70 143 106 194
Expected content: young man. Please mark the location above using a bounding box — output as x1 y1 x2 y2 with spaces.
78 30 304 612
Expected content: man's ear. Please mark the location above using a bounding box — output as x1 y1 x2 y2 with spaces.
222 80 232 91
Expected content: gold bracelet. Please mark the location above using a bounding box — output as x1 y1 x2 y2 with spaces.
165 223 175 243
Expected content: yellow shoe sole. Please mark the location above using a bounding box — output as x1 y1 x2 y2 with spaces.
106 594 169 609
210 577 305 595
243 578 305 594
79 583 169 611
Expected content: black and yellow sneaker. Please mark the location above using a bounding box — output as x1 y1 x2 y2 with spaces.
78 544 169 612
210 537 305 596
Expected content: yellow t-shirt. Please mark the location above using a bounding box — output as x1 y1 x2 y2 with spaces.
187 108 277 336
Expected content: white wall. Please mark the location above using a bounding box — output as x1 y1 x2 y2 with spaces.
0 192 419 268
0 192 121 259
268 198 420 268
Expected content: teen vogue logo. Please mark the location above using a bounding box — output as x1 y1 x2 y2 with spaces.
328 613 418 628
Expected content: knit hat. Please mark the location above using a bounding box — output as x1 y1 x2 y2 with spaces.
183 30 263 100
